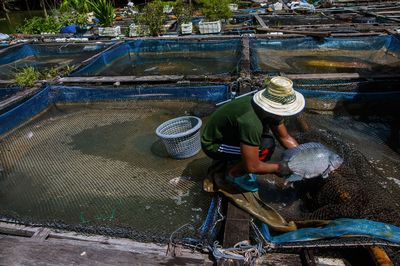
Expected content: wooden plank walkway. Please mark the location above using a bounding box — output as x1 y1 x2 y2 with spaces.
0 235 210 266
0 222 212 266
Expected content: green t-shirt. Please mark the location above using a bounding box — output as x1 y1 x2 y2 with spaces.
201 96 282 153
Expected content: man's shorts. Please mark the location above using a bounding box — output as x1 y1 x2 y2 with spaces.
202 135 276 162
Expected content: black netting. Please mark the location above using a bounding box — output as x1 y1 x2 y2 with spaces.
294 129 400 225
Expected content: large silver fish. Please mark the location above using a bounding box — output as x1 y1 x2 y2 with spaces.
281 142 343 183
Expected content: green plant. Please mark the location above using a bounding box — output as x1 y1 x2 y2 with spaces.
200 0 232 21
63 65 77 76
41 67 58 80
14 67 40 88
173 0 193 24
60 0 91 13
16 16 62 34
89 0 115 27
58 11 88 26
136 1 167 36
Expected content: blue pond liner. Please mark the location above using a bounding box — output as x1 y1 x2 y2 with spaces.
0 87 19 101
0 84 228 136
261 219 400 244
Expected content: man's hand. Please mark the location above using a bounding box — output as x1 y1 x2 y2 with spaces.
278 161 292 176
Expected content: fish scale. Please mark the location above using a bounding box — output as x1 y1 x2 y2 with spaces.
282 142 343 183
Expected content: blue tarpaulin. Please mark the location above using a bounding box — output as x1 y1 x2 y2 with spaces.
261 218 400 244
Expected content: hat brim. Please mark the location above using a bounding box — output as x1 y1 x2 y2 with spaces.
253 89 305 116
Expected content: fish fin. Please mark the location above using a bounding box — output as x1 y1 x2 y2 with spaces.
321 167 330 178
282 142 326 160
284 174 303 184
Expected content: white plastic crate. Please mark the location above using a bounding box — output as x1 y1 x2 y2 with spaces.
229 3 238 11
98 26 121 37
198 20 222 34
180 22 193 35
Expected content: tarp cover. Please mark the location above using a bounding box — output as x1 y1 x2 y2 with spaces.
261 219 400 244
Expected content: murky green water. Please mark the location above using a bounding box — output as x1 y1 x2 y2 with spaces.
0 43 109 80
255 48 400 74
0 101 214 242
0 11 46 34
91 50 240 76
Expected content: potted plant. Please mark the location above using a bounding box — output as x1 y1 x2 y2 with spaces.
198 0 232 34
173 0 193 35
132 1 167 37
89 0 119 37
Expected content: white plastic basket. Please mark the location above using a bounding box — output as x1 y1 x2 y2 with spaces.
198 20 222 34
156 116 202 159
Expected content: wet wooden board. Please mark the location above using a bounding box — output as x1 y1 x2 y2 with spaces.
0 235 210 266
223 202 250 248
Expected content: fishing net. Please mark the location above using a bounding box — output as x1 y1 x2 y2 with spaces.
0 100 220 244
70 39 242 77
251 35 400 74
0 43 110 80
295 129 400 225
259 112 400 226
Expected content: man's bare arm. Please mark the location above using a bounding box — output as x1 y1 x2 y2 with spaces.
228 143 280 176
271 123 298 149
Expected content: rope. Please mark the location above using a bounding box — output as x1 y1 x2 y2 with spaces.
209 240 266 265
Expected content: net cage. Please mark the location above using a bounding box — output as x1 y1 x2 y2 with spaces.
0 85 230 246
0 43 110 80
70 39 242 77
258 113 400 227
250 35 400 74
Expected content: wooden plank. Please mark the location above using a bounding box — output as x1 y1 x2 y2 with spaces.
254 253 303 266
254 14 268 29
257 28 331 38
0 222 36 237
0 87 41 111
0 235 209 266
31 228 51 241
223 202 250 248
331 32 385 37
0 79 14 85
59 74 235 83
59 75 185 83
285 73 400 80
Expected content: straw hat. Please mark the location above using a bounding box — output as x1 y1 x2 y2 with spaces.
253 76 305 116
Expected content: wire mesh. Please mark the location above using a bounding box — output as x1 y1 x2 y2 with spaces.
0 43 110 80
70 39 242 77
0 101 215 243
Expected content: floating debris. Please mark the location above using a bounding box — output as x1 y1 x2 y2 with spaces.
171 190 189 205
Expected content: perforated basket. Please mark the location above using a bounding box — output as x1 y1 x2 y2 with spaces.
156 116 202 159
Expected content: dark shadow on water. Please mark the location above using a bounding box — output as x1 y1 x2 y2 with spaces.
181 157 212 182
150 139 169 158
